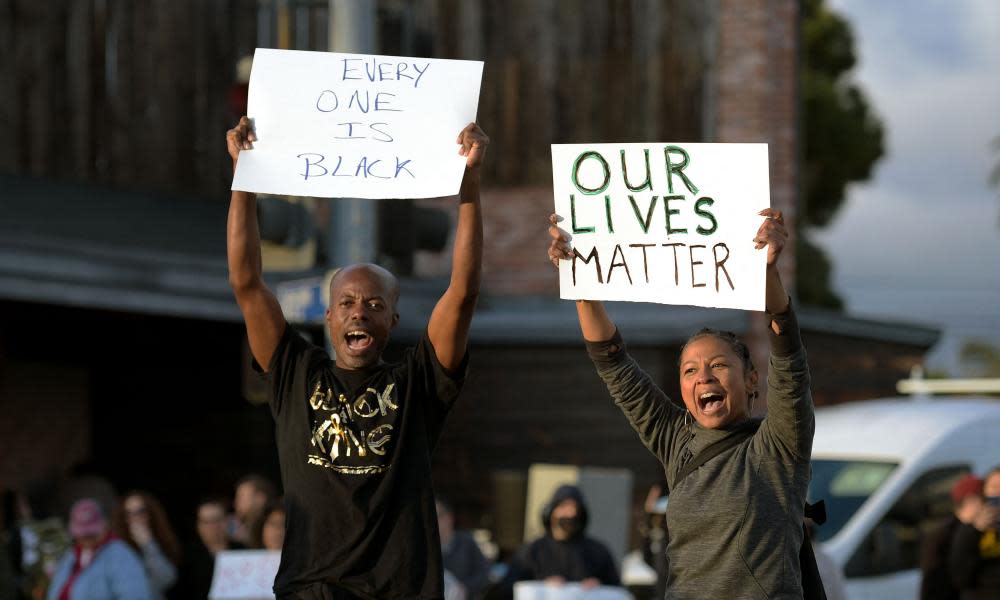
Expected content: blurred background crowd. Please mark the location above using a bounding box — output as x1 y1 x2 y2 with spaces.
2 0 998 599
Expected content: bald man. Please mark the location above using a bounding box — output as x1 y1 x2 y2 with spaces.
226 117 489 600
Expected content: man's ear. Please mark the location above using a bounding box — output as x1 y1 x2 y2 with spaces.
747 369 759 392
391 312 400 328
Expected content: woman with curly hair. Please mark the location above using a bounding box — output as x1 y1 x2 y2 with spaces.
112 491 181 600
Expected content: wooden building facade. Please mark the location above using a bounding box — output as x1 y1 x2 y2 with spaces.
0 0 708 194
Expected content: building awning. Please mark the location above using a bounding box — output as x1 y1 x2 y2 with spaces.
1 174 940 350
1 174 240 322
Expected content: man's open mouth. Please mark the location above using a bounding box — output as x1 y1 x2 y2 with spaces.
698 391 726 415
345 330 374 352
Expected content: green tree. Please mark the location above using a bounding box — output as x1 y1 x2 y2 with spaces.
799 0 885 308
958 340 1000 378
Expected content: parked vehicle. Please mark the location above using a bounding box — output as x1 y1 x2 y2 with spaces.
811 397 1000 600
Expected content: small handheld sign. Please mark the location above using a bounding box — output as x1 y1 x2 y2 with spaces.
208 550 280 599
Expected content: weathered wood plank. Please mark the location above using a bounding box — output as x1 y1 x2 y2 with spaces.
2 0 704 192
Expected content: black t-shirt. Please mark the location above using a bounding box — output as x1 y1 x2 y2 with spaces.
262 323 466 598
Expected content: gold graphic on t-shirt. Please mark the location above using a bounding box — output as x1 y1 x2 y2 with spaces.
307 456 388 475
337 393 354 419
351 384 397 418
308 382 334 411
374 384 397 413
310 412 368 460
307 381 398 473
366 424 393 456
353 395 377 418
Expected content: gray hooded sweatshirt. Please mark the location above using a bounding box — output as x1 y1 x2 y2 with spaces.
586 307 814 599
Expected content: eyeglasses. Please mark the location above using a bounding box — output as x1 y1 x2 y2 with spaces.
125 507 148 517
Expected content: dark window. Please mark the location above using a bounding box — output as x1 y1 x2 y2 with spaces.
810 459 898 542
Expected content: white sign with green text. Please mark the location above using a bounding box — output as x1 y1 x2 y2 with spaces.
552 143 770 311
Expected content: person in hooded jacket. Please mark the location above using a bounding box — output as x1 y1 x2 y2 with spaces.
498 485 619 596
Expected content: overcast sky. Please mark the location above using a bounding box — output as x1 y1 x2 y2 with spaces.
816 0 1000 373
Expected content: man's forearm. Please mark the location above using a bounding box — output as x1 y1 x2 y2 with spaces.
227 189 264 291
449 167 483 299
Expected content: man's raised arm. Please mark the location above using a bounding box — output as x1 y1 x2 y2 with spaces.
226 117 285 371
426 123 490 371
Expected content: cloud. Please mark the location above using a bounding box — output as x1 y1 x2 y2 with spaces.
822 1 1000 373
819 0 1000 280
813 185 1000 288
831 0 1000 202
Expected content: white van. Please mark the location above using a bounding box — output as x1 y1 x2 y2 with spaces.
811 397 1000 600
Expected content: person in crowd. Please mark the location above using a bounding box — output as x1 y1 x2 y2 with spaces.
499 484 619 594
920 474 984 599
230 474 276 546
112 491 181 600
226 116 488 599
437 497 490 599
5 488 69 600
249 501 286 552
46 498 152 599
949 466 1000 600
173 498 244 600
547 207 815 598
639 482 669 600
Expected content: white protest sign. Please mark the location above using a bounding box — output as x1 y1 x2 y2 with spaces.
552 143 769 311
514 582 633 600
208 550 280 600
232 48 484 199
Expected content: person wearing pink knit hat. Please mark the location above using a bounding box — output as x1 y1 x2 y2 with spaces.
950 467 1000 600
46 498 153 600
919 474 984 600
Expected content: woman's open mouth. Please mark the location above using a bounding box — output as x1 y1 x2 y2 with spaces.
699 391 726 415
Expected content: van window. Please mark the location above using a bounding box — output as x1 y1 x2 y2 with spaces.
843 465 970 578
809 459 897 542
